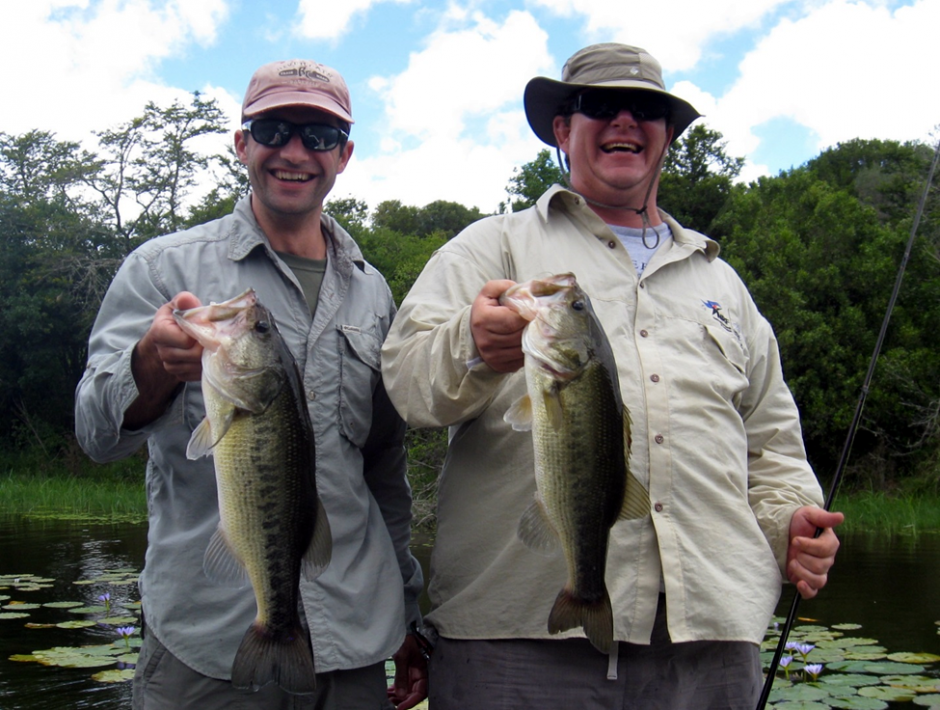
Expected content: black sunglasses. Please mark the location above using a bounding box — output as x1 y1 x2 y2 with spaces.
241 118 349 152
568 91 670 123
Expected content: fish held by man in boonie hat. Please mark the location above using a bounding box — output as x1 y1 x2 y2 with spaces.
524 43 701 147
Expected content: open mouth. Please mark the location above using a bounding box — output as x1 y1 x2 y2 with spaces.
600 142 641 154
273 169 314 182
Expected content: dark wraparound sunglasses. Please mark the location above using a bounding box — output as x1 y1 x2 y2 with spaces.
568 91 670 122
242 118 349 152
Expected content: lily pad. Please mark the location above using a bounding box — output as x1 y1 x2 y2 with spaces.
913 695 940 707
2 602 41 610
858 685 917 702
92 667 136 683
820 673 885 688
42 601 85 609
770 683 830 703
828 696 889 709
0 612 30 619
56 620 98 629
886 652 940 664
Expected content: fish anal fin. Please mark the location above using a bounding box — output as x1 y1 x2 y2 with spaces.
231 620 317 695
547 587 614 655
203 525 249 587
302 498 332 580
504 394 534 432
517 497 559 555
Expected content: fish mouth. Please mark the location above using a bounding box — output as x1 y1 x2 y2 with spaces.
600 141 641 154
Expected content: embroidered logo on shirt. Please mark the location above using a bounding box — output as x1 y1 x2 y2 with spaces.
702 300 734 333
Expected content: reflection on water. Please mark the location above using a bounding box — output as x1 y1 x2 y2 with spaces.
1 517 937 709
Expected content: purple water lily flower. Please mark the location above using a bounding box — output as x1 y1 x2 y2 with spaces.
116 626 136 649
804 663 823 681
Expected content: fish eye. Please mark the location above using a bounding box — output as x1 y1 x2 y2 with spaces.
572 300 585 311
254 321 271 334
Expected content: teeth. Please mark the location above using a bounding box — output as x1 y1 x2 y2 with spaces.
274 170 312 182
602 143 641 154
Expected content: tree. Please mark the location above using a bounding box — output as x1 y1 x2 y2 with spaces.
325 196 369 236
83 92 229 251
659 124 744 234
503 149 564 212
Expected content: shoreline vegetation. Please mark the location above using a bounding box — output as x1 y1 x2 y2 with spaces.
1 455 939 534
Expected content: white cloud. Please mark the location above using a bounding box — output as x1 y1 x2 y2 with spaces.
1 0 229 142
295 0 411 41
345 9 554 210
529 0 788 70
709 0 940 178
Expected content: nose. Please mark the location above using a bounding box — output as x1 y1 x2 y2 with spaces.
279 131 310 161
610 109 639 126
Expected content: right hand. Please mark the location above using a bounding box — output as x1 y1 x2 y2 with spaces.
137 292 205 383
123 292 204 430
469 280 528 373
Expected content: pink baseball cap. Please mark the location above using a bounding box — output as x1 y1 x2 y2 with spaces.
241 59 354 123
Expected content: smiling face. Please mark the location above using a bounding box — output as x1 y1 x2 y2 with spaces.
552 100 673 225
235 105 353 239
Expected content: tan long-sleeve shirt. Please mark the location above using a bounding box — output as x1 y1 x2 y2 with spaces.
381 185 823 646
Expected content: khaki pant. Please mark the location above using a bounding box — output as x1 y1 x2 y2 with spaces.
428 596 762 710
133 628 393 710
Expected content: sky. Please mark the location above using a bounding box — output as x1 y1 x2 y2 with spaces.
4 0 939 215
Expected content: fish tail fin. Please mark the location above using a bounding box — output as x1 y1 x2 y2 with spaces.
547 587 613 655
231 621 317 695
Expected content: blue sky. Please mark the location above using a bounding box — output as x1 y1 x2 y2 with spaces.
5 0 938 214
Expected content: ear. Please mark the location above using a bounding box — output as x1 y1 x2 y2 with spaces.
234 129 248 164
336 140 354 175
665 124 675 146
552 115 571 153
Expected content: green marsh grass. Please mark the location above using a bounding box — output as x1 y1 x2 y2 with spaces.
0 453 147 523
833 489 940 535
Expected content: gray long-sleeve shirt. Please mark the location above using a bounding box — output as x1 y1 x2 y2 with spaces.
75 196 422 678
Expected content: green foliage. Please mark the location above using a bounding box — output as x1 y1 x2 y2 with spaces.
715 139 940 483
502 148 564 212
659 123 744 234
372 199 485 239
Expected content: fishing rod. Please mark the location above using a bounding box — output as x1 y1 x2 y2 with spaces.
756 136 940 710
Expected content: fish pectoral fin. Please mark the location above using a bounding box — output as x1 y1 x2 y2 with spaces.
517 497 559 555
185 416 228 460
203 525 250 587
301 498 332 580
504 395 534 432
619 470 651 521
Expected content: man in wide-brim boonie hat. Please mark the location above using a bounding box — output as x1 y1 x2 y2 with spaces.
524 42 701 147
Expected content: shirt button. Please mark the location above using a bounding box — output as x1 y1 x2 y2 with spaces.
654 502 664 513
639 329 649 338
608 240 616 249
650 374 660 383
654 434 664 444
306 389 316 400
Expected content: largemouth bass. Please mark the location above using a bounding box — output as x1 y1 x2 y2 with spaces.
174 289 331 694
500 273 649 654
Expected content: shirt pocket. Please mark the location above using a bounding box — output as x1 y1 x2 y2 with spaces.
337 324 381 448
701 322 749 407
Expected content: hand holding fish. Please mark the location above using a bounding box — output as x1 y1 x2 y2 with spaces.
786 506 845 599
470 280 527 373
125 292 204 430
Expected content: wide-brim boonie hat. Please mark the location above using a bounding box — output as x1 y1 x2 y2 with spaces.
524 43 701 147
242 59 354 124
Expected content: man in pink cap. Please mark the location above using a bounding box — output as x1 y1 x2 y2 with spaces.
76 59 427 709
382 43 843 708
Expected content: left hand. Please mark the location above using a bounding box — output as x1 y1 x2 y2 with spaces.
786 506 845 599
386 634 428 709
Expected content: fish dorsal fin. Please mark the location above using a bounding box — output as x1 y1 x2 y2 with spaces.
301 498 333 580
504 394 534 432
203 525 249 587
185 412 232 460
517 495 559 555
